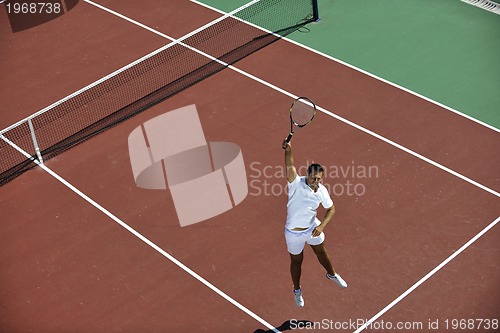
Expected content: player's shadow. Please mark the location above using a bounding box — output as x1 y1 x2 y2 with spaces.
253 320 313 332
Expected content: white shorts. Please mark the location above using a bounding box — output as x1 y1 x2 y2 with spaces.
285 223 325 255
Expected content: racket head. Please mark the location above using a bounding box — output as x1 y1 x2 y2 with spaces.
290 97 316 127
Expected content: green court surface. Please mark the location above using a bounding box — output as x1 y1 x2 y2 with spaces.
196 0 500 129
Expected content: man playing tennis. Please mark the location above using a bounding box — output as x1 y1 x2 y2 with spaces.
282 140 347 308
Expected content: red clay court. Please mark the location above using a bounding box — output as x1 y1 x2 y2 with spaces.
0 1 499 332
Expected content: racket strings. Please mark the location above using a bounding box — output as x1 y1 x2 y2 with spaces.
291 102 315 126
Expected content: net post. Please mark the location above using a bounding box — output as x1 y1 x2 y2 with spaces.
27 118 43 164
312 0 320 22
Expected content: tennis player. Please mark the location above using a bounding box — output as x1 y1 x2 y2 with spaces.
282 140 347 308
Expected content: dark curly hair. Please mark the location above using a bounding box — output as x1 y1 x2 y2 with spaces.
307 163 324 175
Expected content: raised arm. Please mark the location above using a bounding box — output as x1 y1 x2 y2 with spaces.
282 140 298 183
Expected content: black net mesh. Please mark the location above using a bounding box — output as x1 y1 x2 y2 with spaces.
0 0 317 186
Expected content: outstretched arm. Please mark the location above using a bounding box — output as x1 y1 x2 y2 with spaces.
282 140 298 183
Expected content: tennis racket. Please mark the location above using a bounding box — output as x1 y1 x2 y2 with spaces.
283 97 317 148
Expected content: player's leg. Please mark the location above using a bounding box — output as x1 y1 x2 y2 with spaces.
289 251 303 290
285 228 307 306
289 252 305 307
310 242 334 275
309 235 348 288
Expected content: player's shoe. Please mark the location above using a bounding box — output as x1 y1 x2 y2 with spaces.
326 273 348 288
293 289 304 307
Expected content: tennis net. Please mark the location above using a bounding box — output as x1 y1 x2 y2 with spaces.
0 0 319 186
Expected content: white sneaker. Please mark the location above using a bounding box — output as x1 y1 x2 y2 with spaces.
326 273 348 288
293 289 304 307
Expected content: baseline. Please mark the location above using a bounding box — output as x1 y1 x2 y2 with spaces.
191 0 500 133
353 216 499 333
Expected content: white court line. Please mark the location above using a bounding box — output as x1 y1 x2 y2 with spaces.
76 1 500 331
82 2 282 331
83 0 500 199
0 0 261 135
2 2 282 331
184 2 500 326
0 134 281 333
226 66 500 198
353 215 499 333
191 0 500 134
2 2 498 332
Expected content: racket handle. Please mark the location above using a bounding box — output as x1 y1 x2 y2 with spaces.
283 133 293 149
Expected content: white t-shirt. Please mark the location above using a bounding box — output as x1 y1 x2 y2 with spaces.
286 175 334 229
